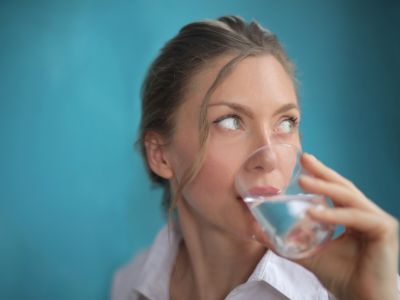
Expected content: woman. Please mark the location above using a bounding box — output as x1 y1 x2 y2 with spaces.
112 16 399 300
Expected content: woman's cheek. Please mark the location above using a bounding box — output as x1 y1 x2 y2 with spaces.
168 136 200 182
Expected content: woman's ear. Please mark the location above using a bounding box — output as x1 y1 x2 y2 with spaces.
144 132 174 179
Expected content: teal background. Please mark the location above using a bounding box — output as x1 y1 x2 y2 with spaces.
0 0 399 299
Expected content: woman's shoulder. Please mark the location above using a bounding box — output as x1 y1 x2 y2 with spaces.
110 249 150 300
110 224 181 300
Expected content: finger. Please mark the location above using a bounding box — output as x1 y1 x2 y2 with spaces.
299 175 380 212
301 153 356 189
307 206 398 240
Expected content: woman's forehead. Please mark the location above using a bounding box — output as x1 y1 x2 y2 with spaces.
183 54 237 99
182 54 297 111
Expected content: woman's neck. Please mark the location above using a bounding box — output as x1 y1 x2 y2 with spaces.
170 201 266 300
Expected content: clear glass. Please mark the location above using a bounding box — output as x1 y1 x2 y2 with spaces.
235 144 335 259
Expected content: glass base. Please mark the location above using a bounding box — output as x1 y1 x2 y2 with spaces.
247 193 335 259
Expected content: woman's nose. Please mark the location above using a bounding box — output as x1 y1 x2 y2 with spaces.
252 126 273 149
244 127 278 173
244 145 277 174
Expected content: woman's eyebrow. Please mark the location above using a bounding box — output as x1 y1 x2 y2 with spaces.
207 101 254 118
207 101 299 117
272 103 299 116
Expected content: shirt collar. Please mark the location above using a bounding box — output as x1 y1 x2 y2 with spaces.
131 224 180 299
132 224 331 300
248 250 331 300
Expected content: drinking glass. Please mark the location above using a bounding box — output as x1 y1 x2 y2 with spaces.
235 144 335 259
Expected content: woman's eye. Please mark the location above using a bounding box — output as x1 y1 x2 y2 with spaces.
276 117 299 134
214 115 242 130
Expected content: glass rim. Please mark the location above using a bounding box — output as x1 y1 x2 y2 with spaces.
242 143 302 163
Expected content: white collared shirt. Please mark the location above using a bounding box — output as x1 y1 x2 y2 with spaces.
111 225 399 300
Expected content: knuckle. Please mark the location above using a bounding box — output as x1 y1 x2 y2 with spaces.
344 178 357 190
382 216 399 235
390 217 399 233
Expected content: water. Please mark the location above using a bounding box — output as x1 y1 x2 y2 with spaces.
245 194 334 259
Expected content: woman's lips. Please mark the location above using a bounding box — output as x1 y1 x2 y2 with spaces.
247 186 281 197
236 186 281 202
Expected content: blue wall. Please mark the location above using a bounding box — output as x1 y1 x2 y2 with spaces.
0 1 398 299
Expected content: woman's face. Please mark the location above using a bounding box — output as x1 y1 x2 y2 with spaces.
166 54 301 241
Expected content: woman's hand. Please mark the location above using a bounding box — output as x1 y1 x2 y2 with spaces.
294 153 399 300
